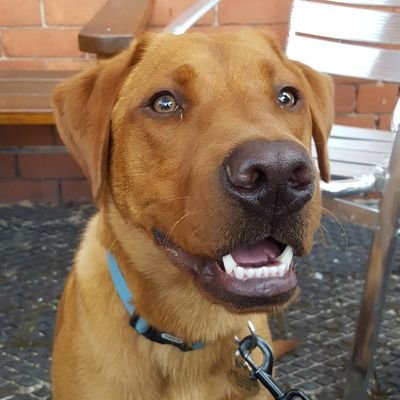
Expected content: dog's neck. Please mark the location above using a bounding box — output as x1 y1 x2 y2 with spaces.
98 206 253 345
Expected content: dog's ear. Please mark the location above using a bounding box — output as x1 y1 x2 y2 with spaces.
293 61 334 182
53 36 151 202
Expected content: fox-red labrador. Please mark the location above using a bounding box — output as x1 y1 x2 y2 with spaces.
52 30 333 400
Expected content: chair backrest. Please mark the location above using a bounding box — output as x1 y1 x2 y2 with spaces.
286 0 400 83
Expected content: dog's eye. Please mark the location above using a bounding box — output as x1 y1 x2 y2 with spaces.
152 94 178 113
277 88 298 108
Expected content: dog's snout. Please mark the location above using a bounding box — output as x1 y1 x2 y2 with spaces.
223 140 314 214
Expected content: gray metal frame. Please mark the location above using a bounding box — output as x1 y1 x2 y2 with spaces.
287 0 400 398
344 126 400 398
164 0 220 34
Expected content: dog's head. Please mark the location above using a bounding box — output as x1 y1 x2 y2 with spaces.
54 31 333 315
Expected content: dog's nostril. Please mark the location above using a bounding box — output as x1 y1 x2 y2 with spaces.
226 164 265 190
288 163 313 189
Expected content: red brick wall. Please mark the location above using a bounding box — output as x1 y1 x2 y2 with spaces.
0 0 107 70
0 126 90 203
0 0 290 71
0 0 399 203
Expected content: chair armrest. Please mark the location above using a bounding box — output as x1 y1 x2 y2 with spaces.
79 0 153 57
391 97 400 132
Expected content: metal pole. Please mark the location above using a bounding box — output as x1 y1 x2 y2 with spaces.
163 0 220 35
343 127 400 399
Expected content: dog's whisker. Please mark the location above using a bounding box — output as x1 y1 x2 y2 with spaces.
108 197 192 252
322 207 349 249
318 225 328 247
108 218 135 253
138 196 190 219
163 210 202 248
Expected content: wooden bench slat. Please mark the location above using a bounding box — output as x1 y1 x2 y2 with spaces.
0 71 74 82
0 81 60 95
0 95 53 113
329 161 375 178
0 71 73 124
328 138 393 154
313 147 387 165
0 113 54 125
78 0 153 56
331 124 395 142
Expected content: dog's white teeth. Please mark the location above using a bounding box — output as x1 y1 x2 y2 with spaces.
269 266 278 277
222 254 237 275
222 247 293 281
246 268 255 279
276 245 293 266
234 266 245 280
261 266 270 278
255 268 263 278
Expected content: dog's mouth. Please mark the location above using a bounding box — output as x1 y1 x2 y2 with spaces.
153 229 297 313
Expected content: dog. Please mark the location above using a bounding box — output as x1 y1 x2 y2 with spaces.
51 30 333 400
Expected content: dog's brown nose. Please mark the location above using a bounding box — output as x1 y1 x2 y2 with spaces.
222 140 314 214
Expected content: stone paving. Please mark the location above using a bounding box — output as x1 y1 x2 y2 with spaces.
0 203 399 400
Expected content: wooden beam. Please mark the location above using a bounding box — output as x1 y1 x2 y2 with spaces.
79 0 153 56
0 113 54 125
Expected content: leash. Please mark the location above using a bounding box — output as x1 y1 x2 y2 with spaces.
106 252 205 352
232 321 311 400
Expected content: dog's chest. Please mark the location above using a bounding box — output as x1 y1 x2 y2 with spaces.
161 372 240 400
145 360 269 400
121 347 241 400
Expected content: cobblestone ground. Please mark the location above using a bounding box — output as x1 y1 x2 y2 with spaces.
0 203 399 400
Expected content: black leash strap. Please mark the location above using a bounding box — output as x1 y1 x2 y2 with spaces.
235 322 311 400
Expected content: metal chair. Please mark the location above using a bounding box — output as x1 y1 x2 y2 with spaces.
286 1 400 398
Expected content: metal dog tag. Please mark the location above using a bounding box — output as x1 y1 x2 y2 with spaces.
228 364 260 397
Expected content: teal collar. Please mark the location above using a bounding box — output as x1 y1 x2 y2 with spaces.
106 252 205 352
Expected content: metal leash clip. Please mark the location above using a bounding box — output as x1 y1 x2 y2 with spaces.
234 321 311 400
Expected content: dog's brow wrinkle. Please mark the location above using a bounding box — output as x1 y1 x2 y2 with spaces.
173 64 197 87
259 59 277 79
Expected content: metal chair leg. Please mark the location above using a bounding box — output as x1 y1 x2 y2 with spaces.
343 129 400 399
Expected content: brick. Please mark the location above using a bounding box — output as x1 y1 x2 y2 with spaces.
53 129 64 145
334 85 356 114
18 153 84 179
150 0 213 26
0 0 40 26
356 83 399 113
378 113 393 131
0 154 16 177
335 114 376 129
0 126 55 146
2 29 82 57
44 58 95 71
0 59 46 71
61 179 92 203
0 180 59 203
220 0 291 24
44 0 107 25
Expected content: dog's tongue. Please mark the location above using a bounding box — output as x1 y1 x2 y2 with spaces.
231 238 281 265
